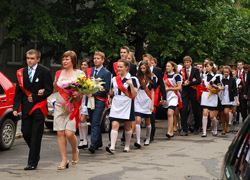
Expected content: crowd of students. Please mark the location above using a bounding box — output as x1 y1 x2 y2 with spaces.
14 47 249 170
77 46 250 156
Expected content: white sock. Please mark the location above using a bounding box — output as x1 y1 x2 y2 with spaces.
135 124 141 144
78 123 84 146
212 117 217 134
229 112 232 125
176 116 181 131
145 125 151 144
124 130 132 151
82 122 88 145
202 116 208 135
110 130 118 150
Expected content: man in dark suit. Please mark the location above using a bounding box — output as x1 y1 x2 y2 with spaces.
236 61 244 123
87 51 111 153
180 56 201 136
143 54 167 141
13 49 53 170
239 65 248 122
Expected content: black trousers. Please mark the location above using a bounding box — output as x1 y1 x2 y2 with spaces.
181 94 201 133
21 113 45 166
240 99 248 122
150 113 156 139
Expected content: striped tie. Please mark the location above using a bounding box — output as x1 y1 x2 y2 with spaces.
29 67 33 83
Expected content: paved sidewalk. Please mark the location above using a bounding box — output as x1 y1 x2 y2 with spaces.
15 118 243 138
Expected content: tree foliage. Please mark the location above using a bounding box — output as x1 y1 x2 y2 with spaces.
0 0 250 66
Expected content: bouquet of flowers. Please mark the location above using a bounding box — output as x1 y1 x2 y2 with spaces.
61 74 105 113
207 81 220 98
76 74 106 94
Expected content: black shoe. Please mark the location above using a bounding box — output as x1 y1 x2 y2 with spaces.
212 133 218 136
201 134 207 137
78 139 84 149
106 147 115 154
134 142 141 149
123 149 130 152
221 132 226 135
95 145 102 150
150 136 154 141
194 129 199 135
166 134 174 138
24 165 37 170
82 143 88 149
189 127 194 133
180 132 188 136
88 146 95 153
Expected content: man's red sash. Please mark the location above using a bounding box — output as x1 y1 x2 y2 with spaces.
180 68 201 100
16 68 48 117
113 62 118 76
141 79 152 100
163 75 183 109
56 70 82 129
86 68 110 108
240 73 245 86
116 75 135 100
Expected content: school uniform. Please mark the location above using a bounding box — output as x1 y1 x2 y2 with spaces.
109 73 139 122
134 75 157 118
200 73 221 110
163 72 182 110
221 75 237 108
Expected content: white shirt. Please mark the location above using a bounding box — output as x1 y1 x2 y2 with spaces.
238 69 243 77
28 63 38 82
245 74 247 82
150 65 153 73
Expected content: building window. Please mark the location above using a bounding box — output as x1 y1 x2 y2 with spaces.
7 40 24 65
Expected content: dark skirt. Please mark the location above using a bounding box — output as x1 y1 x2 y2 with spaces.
135 112 152 118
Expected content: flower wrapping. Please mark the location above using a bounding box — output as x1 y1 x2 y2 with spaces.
207 81 220 98
75 74 105 95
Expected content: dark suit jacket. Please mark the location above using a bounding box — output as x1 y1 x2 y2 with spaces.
152 66 166 101
222 77 237 102
239 72 248 100
89 66 111 108
243 72 250 99
13 64 53 115
112 61 137 76
181 67 201 99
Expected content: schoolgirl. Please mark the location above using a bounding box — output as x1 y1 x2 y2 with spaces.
78 58 91 149
134 60 157 148
163 61 182 138
220 65 239 135
200 61 221 137
106 59 139 154
231 70 241 124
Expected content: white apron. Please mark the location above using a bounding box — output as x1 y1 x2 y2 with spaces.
201 74 218 107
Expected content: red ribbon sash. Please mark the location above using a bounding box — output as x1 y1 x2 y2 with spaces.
113 62 118 76
180 68 201 100
141 79 152 100
116 75 135 100
163 75 183 109
16 68 48 117
55 70 82 129
86 68 109 108
240 73 245 86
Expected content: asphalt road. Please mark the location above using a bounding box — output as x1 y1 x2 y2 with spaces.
0 120 238 180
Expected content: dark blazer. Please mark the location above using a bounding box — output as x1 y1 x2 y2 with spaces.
181 67 201 99
239 72 248 100
112 61 137 77
243 72 250 98
13 64 53 114
152 66 166 101
222 76 237 102
89 66 111 108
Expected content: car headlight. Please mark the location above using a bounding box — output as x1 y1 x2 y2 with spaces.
47 99 51 106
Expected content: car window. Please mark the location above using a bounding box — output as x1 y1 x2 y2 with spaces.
231 128 250 180
0 85 4 95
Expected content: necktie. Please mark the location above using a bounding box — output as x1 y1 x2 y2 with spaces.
187 69 190 80
94 70 98 77
29 67 33 83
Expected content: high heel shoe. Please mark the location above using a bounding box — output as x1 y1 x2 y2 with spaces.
72 149 79 165
58 160 69 170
